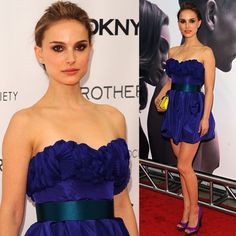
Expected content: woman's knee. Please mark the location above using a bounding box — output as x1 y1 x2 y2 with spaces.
177 163 191 176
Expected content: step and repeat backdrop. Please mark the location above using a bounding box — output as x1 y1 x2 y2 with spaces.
0 0 139 233
140 0 236 181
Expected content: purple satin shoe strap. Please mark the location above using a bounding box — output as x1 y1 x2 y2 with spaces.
185 206 203 235
177 221 188 229
185 225 200 233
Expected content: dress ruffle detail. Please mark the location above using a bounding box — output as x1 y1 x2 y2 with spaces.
26 138 130 199
165 58 204 80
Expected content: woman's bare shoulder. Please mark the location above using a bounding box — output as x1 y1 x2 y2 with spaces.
5 106 42 140
202 46 214 57
93 103 126 139
3 108 35 159
9 107 34 126
5 108 35 139
201 46 215 64
96 103 125 121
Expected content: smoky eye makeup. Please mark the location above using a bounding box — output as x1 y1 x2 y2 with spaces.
49 40 89 52
75 42 88 51
178 18 196 24
51 44 64 52
189 19 196 23
179 19 186 24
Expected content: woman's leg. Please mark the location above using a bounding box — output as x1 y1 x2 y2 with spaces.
177 142 200 229
171 140 191 225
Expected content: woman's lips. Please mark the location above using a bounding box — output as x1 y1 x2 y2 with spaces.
184 30 192 34
62 68 79 75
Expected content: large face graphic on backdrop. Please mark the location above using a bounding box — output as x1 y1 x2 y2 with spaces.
179 0 236 72
139 0 177 165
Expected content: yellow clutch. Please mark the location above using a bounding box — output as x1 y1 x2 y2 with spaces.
159 95 169 110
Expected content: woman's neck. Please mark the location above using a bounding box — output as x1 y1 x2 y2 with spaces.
40 81 89 109
182 35 201 48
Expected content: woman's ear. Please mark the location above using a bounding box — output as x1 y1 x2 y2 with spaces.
198 19 202 29
34 46 44 64
205 0 218 31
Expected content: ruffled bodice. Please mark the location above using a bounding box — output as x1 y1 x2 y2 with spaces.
161 58 215 144
25 138 130 236
27 138 130 203
165 58 205 86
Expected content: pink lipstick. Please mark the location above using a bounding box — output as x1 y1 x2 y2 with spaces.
62 68 79 76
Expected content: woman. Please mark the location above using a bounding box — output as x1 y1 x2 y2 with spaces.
0 1 138 235
155 2 215 235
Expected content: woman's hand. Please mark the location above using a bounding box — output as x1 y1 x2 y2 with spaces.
198 118 209 137
155 94 166 112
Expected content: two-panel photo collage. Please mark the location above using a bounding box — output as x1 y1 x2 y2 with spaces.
0 0 235 235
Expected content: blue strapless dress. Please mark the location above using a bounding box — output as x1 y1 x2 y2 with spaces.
25 138 130 236
161 58 215 144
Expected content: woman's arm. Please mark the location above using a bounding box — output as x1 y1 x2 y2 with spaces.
200 47 216 136
109 108 138 235
155 47 176 111
114 188 138 236
155 75 172 113
0 110 32 236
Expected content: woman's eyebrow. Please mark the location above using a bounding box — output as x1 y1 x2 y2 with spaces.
49 40 89 44
179 17 197 21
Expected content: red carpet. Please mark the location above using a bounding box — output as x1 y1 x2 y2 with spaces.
140 187 236 236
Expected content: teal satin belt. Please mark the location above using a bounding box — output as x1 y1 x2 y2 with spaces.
171 83 201 92
36 199 114 222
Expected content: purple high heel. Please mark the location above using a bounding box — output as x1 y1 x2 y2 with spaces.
185 206 202 235
177 221 188 231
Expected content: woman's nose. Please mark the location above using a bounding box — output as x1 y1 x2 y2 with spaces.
66 50 76 64
185 22 190 29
